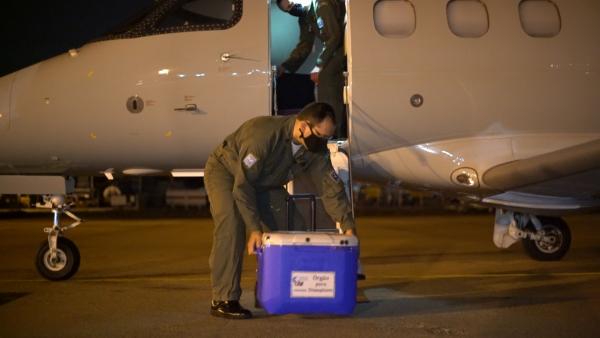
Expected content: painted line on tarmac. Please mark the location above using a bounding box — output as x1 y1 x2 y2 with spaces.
0 276 212 283
2 271 600 283
370 271 600 279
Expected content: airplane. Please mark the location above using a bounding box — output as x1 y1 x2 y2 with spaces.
0 0 598 280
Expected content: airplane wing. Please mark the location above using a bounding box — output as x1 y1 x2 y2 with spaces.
481 139 600 214
482 139 600 193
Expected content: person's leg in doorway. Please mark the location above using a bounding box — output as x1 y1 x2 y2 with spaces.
317 52 347 139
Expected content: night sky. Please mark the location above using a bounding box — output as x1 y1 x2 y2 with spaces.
1 0 155 76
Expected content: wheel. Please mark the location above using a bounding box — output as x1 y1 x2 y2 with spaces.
35 237 80 281
522 217 571 261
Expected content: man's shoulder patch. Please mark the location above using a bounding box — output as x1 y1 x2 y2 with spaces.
243 153 258 169
317 17 324 30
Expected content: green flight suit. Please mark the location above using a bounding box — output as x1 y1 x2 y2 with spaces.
281 0 347 137
204 115 355 301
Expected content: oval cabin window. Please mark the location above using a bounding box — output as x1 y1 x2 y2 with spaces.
447 0 489 38
373 0 416 38
519 0 561 37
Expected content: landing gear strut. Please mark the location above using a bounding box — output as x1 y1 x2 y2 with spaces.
35 196 82 280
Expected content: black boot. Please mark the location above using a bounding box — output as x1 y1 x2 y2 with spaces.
210 300 253 319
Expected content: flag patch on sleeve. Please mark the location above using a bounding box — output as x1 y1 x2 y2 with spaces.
243 153 258 169
317 17 324 30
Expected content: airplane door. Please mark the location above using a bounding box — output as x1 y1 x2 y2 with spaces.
0 74 12 132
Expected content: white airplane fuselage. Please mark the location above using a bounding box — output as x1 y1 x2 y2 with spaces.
347 0 600 212
0 1 270 176
1 0 599 213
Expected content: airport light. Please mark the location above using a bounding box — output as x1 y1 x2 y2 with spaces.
123 168 163 175
171 169 205 177
103 169 114 180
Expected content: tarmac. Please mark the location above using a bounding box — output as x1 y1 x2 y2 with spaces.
0 211 599 337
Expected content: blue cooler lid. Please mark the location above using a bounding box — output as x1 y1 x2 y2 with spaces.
261 232 358 248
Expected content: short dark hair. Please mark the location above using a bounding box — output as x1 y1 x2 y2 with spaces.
276 0 285 9
297 102 336 126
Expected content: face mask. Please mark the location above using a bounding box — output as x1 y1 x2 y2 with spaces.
300 126 328 153
288 3 306 17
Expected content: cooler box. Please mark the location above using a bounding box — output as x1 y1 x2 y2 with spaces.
256 232 358 315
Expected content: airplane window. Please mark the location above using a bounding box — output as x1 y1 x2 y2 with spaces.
155 0 235 30
447 0 489 38
102 0 242 40
105 1 159 36
519 0 561 37
373 0 416 38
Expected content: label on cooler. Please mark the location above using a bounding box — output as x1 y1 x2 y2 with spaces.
290 271 336 298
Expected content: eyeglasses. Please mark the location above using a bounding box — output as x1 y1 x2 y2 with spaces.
306 122 333 140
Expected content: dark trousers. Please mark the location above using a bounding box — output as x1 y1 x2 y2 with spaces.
318 51 347 138
204 156 246 301
204 156 299 301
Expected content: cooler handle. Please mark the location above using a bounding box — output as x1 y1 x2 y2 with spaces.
285 193 317 231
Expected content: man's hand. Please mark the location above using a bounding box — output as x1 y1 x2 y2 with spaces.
344 228 356 237
310 66 320 84
247 231 262 255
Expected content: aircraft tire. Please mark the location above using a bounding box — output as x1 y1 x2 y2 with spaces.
522 217 571 261
35 237 80 281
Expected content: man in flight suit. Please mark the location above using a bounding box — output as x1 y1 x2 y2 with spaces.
276 0 347 138
205 102 356 319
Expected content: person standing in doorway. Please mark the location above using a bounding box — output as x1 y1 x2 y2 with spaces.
276 0 347 139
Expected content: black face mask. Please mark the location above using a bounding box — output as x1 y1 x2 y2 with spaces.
300 126 328 153
288 3 306 17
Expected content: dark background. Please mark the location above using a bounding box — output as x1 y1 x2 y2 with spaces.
0 0 155 76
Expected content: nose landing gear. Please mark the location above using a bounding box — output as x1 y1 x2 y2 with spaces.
35 196 82 281
36 237 80 280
